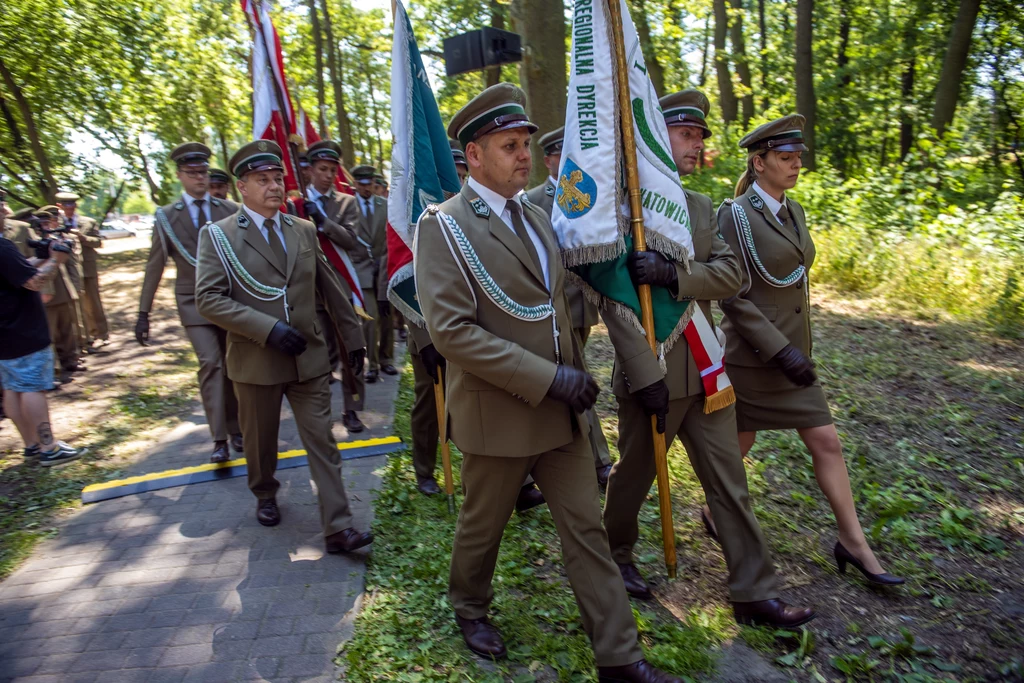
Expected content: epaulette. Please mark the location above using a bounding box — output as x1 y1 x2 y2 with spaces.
237 212 250 229
424 204 440 215
470 197 490 218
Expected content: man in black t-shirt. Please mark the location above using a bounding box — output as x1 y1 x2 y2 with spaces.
0 233 87 466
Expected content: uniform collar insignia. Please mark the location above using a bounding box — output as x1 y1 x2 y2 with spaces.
174 201 185 210
210 198 221 207
282 214 294 226
237 212 250 229
520 192 531 206
749 194 764 210
470 197 490 218
545 183 555 197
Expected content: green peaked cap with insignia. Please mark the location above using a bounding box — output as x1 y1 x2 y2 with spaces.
208 168 231 183
170 142 212 168
740 114 807 153
230 140 284 178
448 83 538 148
538 126 565 156
350 164 377 185
307 139 343 164
449 139 467 167
659 89 712 138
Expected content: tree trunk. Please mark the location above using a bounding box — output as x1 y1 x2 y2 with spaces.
307 0 329 138
699 12 711 87
320 0 355 166
728 0 754 126
794 0 816 169
628 0 665 95
218 131 240 201
511 0 568 187
713 0 738 123
362 60 384 168
833 0 854 173
899 13 918 161
758 0 768 111
485 0 506 88
0 57 57 201
136 136 163 205
931 0 981 137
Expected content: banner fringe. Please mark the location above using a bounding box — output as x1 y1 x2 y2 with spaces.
387 263 425 327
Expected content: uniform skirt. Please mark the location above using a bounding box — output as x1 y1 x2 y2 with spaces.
726 364 833 432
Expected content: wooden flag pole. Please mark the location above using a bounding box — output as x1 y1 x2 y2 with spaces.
606 0 677 579
433 368 456 514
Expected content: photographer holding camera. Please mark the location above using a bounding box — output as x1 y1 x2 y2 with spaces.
0 199 86 466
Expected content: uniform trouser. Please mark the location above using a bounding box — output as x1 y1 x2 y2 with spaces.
409 348 438 480
361 290 379 371
72 295 89 348
185 324 239 442
378 302 394 366
46 303 79 370
234 373 354 535
81 276 109 340
450 431 643 668
605 394 779 603
577 327 611 469
317 306 363 412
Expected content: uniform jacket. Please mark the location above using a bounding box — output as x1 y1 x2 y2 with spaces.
415 183 585 458
72 216 103 278
349 193 387 290
526 177 600 330
603 190 742 400
717 186 815 368
139 196 237 327
195 208 365 386
3 219 36 259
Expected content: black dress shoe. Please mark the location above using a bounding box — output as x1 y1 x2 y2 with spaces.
210 442 231 464
598 659 684 683
834 541 905 586
365 369 379 383
515 483 546 513
455 614 507 659
417 476 441 495
596 463 612 490
616 562 653 600
381 364 398 376
325 527 373 553
732 599 815 628
230 433 244 453
256 498 280 526
342 410 365 433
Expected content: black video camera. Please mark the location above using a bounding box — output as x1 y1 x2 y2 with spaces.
26 234 73 261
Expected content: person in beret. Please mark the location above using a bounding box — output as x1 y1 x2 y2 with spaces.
716 115 904 588
348 164 394 381
303 139 368 434
137 142 243 463
194 139 371 552
415 83 681 682
450 139 469 185
34 207 83 382
56 192 108 349
525 125 612 489
208 169 232 201
603 90 815 628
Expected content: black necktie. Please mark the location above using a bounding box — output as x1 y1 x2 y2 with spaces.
363 197 372 217
777 204 797 238
264 219 287 270
194 199 206 229
506 200 544 278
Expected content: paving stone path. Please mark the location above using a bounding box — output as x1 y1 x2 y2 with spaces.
0 348 406 683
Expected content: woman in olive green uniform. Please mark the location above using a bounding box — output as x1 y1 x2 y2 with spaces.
712 115 903 587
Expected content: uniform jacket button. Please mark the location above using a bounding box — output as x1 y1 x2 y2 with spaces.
795 306 802 313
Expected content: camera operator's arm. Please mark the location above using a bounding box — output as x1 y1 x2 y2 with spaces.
1 239 67 293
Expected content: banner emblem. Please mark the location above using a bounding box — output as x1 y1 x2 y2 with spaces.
556 158 597 219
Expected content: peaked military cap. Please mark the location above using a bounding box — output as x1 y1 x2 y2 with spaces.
308 140 343 165
449 139 467 167
659 89 712 138
448 83 538 148
740 114 807 153
208 168 231 183
350 165 377 185
34 205 60 219
170 142 213 168
298 152 310 168
230 140 284 178
12 207 34 220
538 127 565 156
55 191 81 203
374 173 387 187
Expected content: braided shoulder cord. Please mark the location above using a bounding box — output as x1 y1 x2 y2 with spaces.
731 202 806 288
156 207 197 268
205 223 290 323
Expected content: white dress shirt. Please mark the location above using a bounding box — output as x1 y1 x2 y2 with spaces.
243 205 287 255
306 185 327 207
751 182 789 226
468 176 550 289
183 192 212 228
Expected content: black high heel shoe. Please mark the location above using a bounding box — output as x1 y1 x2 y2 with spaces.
834 541 905 586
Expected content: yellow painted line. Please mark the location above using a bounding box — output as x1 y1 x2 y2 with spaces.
82 436 401 494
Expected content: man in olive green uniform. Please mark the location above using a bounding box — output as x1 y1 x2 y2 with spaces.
136 143 242 463
526 126 612 488
208 168 232 201
4 206 39 258
603 89 814 628
348 165 393 381
450 140 469 185
35 207 82 383
303 140 368 434
416 84 681 683
57 192 109 347
195 139 372 553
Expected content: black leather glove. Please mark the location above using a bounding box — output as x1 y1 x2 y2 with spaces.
266 321 308 356
635 379 670 434
348 348 366 373
377 299 391 319
546 365 600 413
135 312 150 346
627 250 678 288
419 344 446 383
303 200 325 227
773 344 817 387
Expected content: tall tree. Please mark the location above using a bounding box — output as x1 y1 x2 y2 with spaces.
0 57 58 201
699 12 711 87
757 0 768 112
728 0 754 126
321 0 356 165
511 0 568 187
900 12 919 161
306 0 329 138
628 0 666 95
485 0 505 88
713 0 738 123
931 0 982 137
795 0 816 169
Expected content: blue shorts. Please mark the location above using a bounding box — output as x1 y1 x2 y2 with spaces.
0 346 55 393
